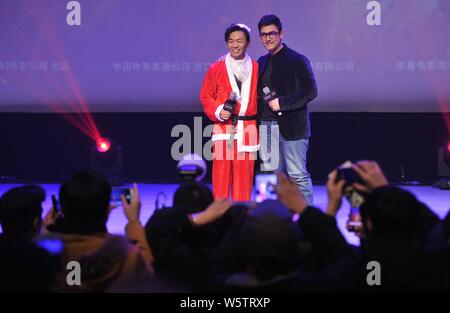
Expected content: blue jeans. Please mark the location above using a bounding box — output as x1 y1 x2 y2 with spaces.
259 121 313 205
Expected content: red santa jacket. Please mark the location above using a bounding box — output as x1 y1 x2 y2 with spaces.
200 53 259 152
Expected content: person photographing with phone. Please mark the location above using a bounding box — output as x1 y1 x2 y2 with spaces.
200 23 259 201
325 161 389 236
42 172 154 291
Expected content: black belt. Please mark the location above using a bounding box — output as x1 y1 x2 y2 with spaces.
228 114 257 147
231 114 258 122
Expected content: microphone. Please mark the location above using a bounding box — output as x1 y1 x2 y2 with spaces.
223 91 237 113
263 87 282 116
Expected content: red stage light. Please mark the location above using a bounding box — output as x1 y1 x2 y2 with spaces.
447 140 450 152
96 138 111 153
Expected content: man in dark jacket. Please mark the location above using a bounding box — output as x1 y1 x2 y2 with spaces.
257 14 317 205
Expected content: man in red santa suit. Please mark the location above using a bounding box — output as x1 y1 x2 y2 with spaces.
200 24 259 201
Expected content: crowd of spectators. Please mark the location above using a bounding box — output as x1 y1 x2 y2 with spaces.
0 161 449 292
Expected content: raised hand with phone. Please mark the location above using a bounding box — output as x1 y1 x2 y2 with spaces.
333 160 389 234
120 183 141 223
42 194 63 233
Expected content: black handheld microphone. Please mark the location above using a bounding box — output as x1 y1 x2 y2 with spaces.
263 87 282 116
223 91 237 113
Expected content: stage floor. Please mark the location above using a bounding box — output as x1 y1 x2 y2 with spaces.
0 183 448 246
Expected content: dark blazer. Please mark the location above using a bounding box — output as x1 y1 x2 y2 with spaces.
258 44 318 140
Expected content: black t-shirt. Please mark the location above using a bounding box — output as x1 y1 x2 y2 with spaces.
235 75 242 93
259 55 278 121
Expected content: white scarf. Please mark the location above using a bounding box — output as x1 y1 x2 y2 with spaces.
229 53 252 83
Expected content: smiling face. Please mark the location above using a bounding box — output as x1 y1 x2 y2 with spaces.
227 30 249 60
259 24 283 55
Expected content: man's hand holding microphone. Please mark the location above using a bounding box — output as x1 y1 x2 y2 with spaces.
220 91 236 121
263 87 282 116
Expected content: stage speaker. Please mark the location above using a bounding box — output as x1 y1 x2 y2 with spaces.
91 144 123 183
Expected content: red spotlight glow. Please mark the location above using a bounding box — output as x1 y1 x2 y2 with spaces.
96 138 111 153
447 140 450 153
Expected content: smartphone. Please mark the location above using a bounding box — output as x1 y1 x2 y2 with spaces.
254 174 277 202
111 187 131 204
347 207 363 233
336 167 364 187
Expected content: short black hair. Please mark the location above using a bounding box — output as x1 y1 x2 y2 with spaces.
173 182 213 213
258 14 283 32
360 186 420 235
59 171 111 225
239 200 301 280
0 185 45 236
224 24 250 43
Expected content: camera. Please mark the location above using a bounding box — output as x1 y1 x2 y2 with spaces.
336 166 364 187
336 162 365 233
111 187 131 204
177 154 206 182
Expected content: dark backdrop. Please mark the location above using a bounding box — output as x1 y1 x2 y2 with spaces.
0 112 447 184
